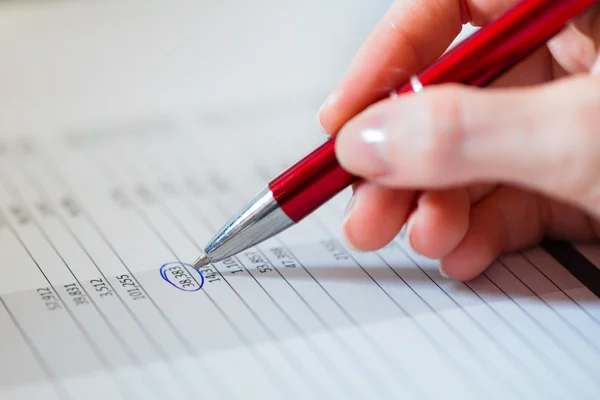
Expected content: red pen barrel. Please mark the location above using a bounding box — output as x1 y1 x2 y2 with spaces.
269 138 356 223
269 0 596 223
403 0 598 90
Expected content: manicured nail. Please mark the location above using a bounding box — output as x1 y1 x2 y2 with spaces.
336 125 389 177
317 93 339 134
343 195 355 226
405 211 418 252
341 195 360 251
317 113 328 134
318 93 331 114
439 264 449 278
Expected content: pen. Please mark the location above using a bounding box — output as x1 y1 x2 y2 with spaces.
193 0 597 269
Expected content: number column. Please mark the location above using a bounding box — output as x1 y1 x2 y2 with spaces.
0 167 125 399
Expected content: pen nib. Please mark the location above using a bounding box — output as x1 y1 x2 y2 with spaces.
193 253 210 269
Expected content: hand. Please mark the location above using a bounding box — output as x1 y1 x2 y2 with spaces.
318 0 600 281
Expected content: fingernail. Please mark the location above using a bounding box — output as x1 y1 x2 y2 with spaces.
318 93 331 114
343 194 355 226
317 95 331 115
405 193 426 254
336 124 390 177
405 211 418 252
342 233 360 251
439 264 449 278
317 93 338 134
342 195 360 251
317 97 328 133
317 114 328 134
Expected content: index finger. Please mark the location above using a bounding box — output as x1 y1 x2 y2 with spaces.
318 0 515 134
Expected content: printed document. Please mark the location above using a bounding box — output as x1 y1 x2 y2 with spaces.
0 110 599 400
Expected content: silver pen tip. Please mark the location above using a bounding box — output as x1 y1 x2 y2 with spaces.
193 253 211 269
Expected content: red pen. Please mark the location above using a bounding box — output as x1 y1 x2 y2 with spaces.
194 0 596 268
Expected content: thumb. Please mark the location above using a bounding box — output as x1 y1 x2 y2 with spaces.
335 75 600 216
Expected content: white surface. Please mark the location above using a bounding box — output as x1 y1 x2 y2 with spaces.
0 0 392 134
0 0 476 136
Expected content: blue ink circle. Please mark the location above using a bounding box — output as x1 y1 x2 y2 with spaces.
160 262 204 291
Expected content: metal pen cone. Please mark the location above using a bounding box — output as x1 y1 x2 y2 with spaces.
193 187 294 267
193 253 211 269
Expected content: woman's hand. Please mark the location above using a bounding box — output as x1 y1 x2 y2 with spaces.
318 0 600 281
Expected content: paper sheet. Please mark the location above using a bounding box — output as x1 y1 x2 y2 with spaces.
0 109 598 400
1 1 599 399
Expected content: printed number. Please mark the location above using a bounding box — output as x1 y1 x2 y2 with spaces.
322 240 349 261
269 247 297 268
64 283 89 306
117 275 135 287
270 247 292 260
168 265 197 289
116 275 147 300
244 251 273 273
10 205 30 225
282 260 296 268
257 264 272 273
90 278 114 298
160 263 204 291
61 197 81 217
222 258 244 274
198 266 220 283
37 287 62 311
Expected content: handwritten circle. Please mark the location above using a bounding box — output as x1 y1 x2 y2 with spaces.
160 262 204 291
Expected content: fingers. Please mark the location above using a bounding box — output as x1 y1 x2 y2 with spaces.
572 2 600 41
405 184 496 260
411 186 599 281
343 184 495 262
342 182 415 251
440 186 600 281
335 74 600 217
406 188 470 260
440 187 544 281
317 0 521 134
571 3 600 74
467 184 496 203
546 22 597 76
317 0 461 135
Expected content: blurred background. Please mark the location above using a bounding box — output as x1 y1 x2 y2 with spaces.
0 0 475 138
